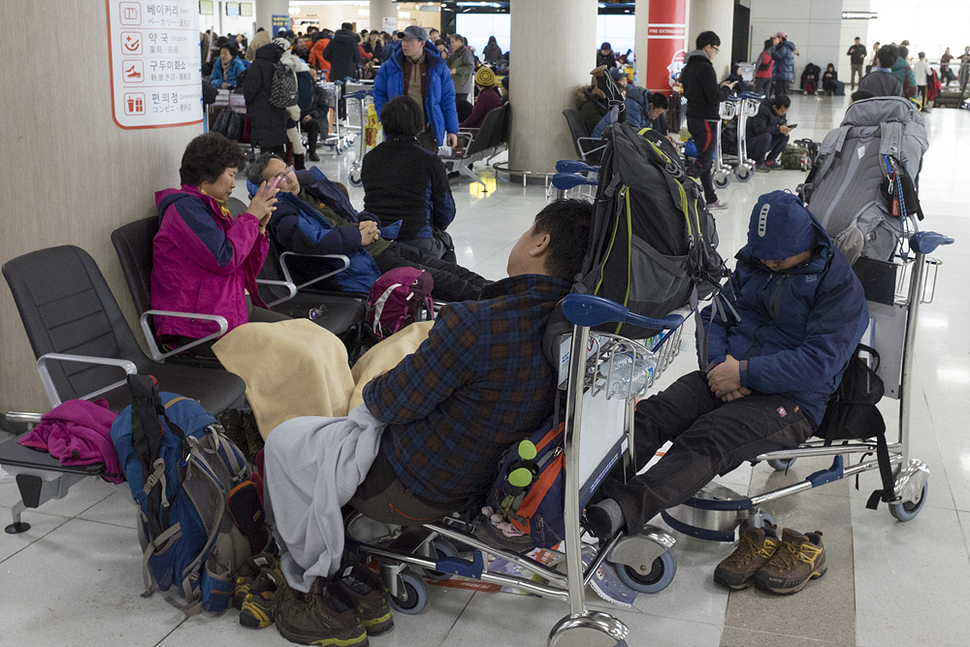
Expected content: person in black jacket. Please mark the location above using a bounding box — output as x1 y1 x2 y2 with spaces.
323 22 362 83
597 42 617 69
361 96 456 260
747 95 792 171
243 41 288 155
822 63 839 94
680 30 727 210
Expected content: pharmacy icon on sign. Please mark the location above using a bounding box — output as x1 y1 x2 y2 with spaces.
121 32 142 55
119 2 141 25
124 61 144 83
123 93 146 116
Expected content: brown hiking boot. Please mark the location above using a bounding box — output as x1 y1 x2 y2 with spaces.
713 524 780 590
337 564 394 636
275 577 368 646
754 528 827 595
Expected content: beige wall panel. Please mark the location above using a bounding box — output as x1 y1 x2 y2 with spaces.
0 1 202 413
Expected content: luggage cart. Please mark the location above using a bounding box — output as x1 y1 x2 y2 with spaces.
319 81 356 154
662 231 954 541
712 94 759 187
345 293 689 647
343 89 373 187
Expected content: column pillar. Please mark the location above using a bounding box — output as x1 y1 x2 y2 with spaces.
369 0 397 34
688 0 734 81
256 0 290 36
508 0 597 175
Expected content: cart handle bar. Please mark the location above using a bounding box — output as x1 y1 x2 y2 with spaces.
561 293 686 330
552 173 598 191
910 231 953 255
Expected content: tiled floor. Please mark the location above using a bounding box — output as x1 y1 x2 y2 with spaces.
2 94 968 647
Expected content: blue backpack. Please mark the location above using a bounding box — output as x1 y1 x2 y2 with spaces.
110 375 253 615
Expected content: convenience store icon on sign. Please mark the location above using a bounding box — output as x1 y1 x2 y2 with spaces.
124 93 146 116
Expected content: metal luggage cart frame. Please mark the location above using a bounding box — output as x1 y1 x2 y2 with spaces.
345 294 690 647
319 81 356 154
712 92 762 187
662 231 955 541
343 89 373 187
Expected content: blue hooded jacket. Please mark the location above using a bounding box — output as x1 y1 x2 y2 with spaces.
771 40 797 82
700 191 869 425
373 40 459 146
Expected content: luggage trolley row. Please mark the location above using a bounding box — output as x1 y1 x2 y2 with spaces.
712 91 763 187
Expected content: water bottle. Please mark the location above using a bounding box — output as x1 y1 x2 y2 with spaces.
599 352 655 398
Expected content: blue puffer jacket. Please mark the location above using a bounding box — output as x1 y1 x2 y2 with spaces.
700 191 869 425
373 40 459 146
771 40 797 82
210 57 247 88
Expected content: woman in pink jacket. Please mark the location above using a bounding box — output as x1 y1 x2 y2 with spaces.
151 133 282 356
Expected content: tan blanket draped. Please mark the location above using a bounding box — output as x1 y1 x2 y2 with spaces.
212 319 433 439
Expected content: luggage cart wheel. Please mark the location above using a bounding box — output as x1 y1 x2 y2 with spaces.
420 537 459 581
388 570 428 615
348 169 362 187
889 481 928 522
713 173 730 189
767 458 796 471
734 166 754 183
611 549 677 594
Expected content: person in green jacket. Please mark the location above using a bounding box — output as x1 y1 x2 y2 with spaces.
891 46 918 98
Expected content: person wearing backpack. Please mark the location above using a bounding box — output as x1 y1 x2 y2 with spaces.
585 192 869 569
752 40 775 94
891 46 918 98
680 30 728 210
244 40 289 156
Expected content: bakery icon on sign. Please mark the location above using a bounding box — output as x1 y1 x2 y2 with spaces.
119 2 141 25
121 32 142 55
124 61 144 83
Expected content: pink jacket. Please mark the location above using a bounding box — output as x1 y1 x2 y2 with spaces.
151 185 269 340
19 399 123 483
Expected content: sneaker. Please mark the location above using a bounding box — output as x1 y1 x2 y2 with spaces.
756 163 771 173
706 199 729 210
240 567 285 628
233 552 281 610
713 524 780 590
275 578 368 646
765 159 781 169
307 151 320 162
338 565 394 636
754 528 827 595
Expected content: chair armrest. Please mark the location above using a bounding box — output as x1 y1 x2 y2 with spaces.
140 310 229 362
255 279 298 308
36 354 138 408
5 411 44 427
276 252 352 298
577 136 606 153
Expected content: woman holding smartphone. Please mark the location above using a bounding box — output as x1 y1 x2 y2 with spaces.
151 133 286 358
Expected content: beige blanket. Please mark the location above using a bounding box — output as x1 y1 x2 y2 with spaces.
213 319 433 438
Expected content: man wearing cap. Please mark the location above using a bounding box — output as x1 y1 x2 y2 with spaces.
374 25 460 151
459 67 503 129
585 190 869 540
770 31 798 96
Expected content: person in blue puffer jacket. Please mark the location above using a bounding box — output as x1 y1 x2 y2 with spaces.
585 191 869 542
770 31 798 96
210 43 247 89
373 25 459 151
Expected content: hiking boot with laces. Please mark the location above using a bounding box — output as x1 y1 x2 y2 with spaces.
713 524 780 590
240 567 285 628
337 564 394 636
233 552 281 610
754 528 827 595
275 577 368 646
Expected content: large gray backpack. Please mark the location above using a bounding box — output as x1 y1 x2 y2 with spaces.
801 96 927 264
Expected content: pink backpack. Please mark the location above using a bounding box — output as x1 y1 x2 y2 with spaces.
365 267 435 341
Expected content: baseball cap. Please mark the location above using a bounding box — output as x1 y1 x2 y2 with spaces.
402 25 428 41
774 31 787 39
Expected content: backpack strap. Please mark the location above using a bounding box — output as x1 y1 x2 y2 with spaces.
370 282 404 337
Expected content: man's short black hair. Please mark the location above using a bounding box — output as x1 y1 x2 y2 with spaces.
764 39 773 50
341 22 353 31
851 89 874 102
898 46 909 60
649 93 669 109
876 44 899 68
380 96 423 138
696 31 720 51
532 198 593 281
771 94 791 109
855 36 861 41
179 133 248 186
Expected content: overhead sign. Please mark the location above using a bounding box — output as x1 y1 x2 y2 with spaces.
272 15 289 36
106 0 202 129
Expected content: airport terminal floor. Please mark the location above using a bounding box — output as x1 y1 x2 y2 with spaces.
2 94 969 647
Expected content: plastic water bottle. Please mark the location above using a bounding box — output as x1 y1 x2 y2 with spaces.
599 352 655 398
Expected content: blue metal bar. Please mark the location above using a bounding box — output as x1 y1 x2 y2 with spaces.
560 293 686 331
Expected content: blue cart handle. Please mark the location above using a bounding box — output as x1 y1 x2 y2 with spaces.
910 231 954 255
561 294 686 330
552 173 598 191
556 160 599 175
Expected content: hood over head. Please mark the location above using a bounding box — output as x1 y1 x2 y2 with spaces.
740 191 830 261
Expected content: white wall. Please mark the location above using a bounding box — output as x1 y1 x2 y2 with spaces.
748 0 843 78
867 0 970 60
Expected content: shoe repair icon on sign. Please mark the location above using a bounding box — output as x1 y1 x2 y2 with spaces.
124 61 144 83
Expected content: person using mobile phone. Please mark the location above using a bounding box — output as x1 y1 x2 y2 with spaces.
747 94 793 171
151 133 287 359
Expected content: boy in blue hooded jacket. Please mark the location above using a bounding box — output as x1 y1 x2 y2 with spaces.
587 191 869 539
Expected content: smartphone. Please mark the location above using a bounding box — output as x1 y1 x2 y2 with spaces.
266 175 284 192
788 123 798 128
